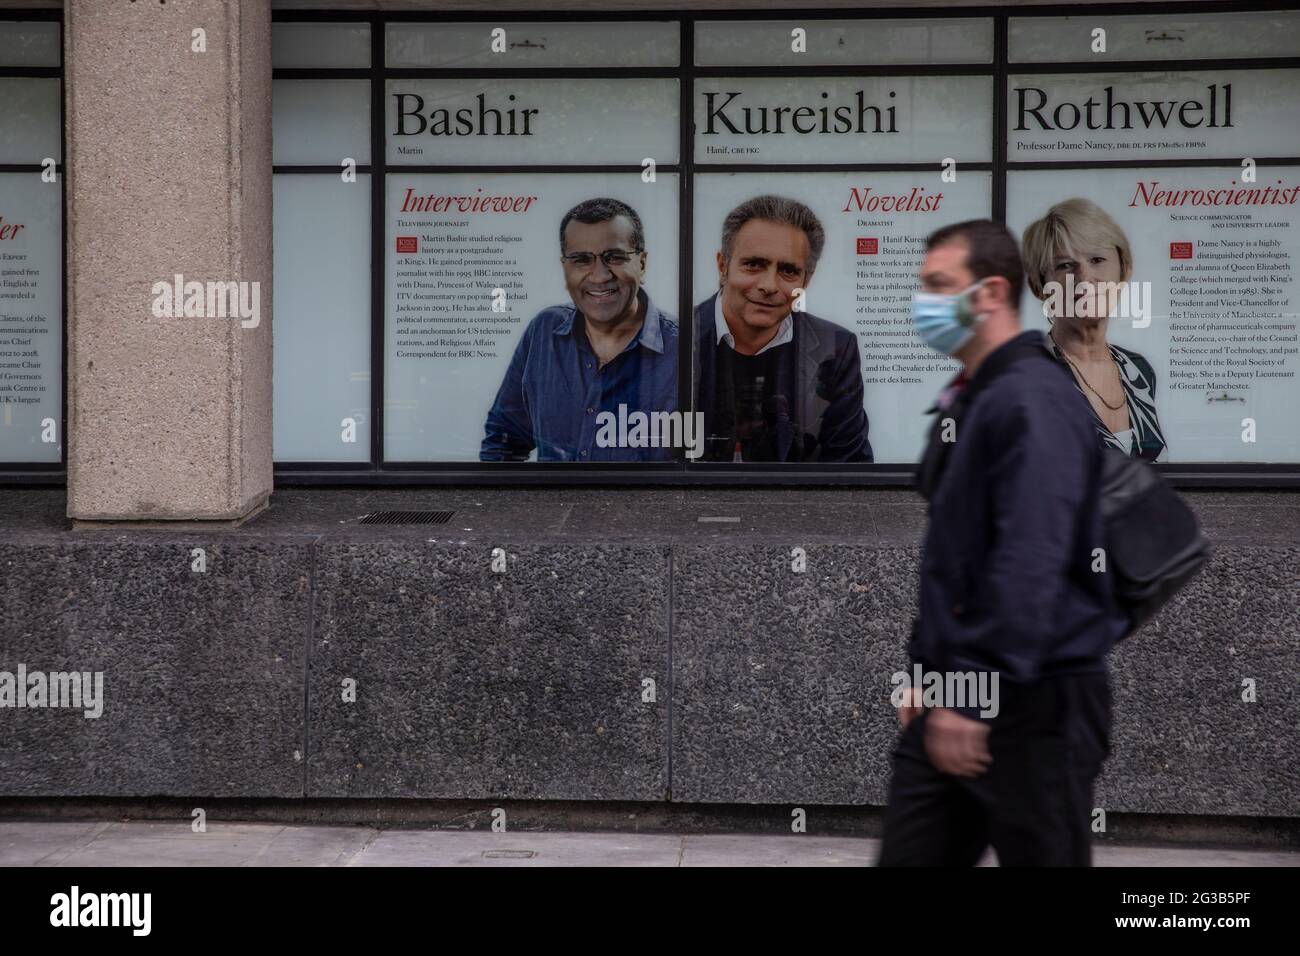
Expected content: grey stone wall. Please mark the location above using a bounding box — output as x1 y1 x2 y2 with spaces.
1 488 1296 818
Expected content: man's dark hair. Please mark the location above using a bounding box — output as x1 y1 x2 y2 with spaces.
925 219 1024 306
559 198 645 254
720 194 825 278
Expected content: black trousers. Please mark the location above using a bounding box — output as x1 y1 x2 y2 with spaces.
877 671 1112 867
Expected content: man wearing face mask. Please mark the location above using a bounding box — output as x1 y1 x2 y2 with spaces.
877 220 1129 867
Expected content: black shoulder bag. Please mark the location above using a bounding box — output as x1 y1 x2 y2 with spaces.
917 338 1210 640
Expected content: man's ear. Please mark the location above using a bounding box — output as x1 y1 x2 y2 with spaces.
978 275 1012 309
716 250 727 286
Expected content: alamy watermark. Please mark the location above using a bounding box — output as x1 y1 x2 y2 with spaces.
1041 276 1152 328
890 664 1000 718
151 274 261 328
594 404 705 459
50 886 150 936
0 664 104 719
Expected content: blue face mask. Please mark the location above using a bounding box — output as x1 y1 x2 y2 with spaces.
911 281 985 355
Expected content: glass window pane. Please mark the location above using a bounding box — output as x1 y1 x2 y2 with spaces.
0 20 59 67
273 174 371 463
386 78 679 166
273 79 370 166
695 18 993 66
0 172 62 463
272 22 371 69
0 78 60 164
1010 10 1300 63
693 172 992 464
384 173 680 462
1007 166 1300 463
386 21 679 69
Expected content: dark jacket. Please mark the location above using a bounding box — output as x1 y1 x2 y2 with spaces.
692 292 872 462
909 330 1129 698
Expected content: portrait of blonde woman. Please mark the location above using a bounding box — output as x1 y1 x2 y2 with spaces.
1022 198 1166 461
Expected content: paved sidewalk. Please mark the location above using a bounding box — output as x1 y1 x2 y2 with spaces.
1 821 1297 867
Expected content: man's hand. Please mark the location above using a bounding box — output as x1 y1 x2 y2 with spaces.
897 687 924 730
924 707 992 778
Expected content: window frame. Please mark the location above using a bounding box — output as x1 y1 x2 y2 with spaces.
7 4 1299 487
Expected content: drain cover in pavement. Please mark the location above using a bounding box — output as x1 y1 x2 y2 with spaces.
358 510 455 525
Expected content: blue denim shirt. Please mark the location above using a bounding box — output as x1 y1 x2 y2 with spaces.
480 291 679 462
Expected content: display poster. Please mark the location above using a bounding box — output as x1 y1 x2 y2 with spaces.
329 14 1300 470
1009 10 1300 63
693 172 991 464
694 75 993 165
386 79 679 166
1008 69 1300 162
386 21 679 69
1008 166 1300 463
0 174 61 463
385 173 679 462
694 18 993 66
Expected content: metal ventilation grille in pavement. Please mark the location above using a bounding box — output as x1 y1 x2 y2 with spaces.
358 510 455 525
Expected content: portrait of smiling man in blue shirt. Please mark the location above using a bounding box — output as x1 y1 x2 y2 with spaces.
480 197 679 462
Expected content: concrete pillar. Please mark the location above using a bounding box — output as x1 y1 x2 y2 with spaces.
65 0 272 525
